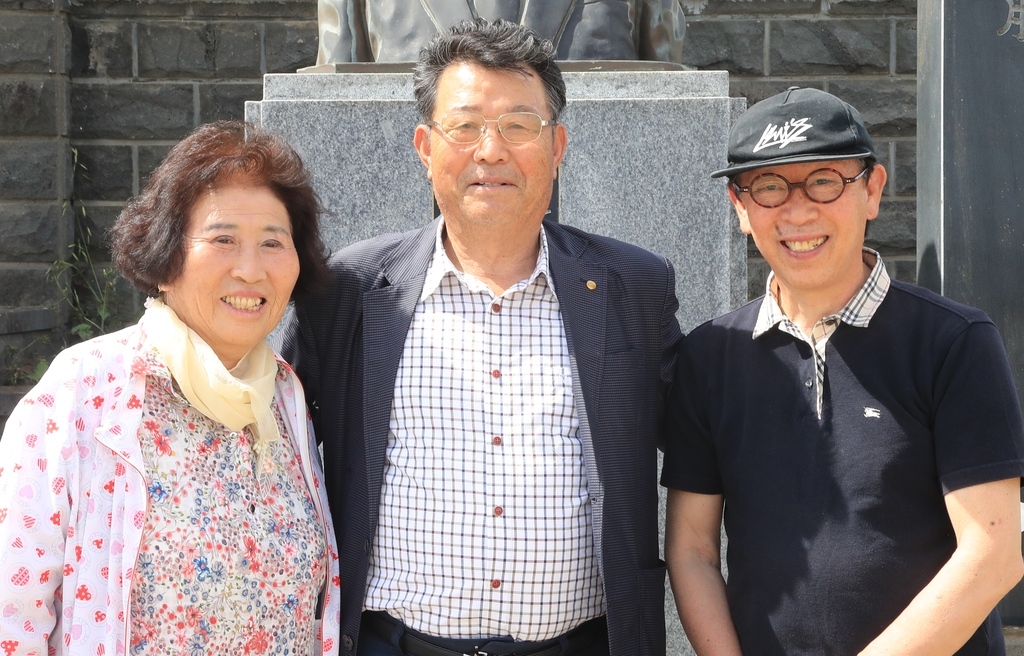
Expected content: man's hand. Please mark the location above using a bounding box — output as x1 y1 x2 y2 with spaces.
666 489 744 656
858 477 1024 655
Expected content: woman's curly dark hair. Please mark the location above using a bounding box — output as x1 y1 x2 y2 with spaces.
110 120 330 303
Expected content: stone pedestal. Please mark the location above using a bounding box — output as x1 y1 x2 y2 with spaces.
247 65 744 331
918 0 1024 624
248 65 743 654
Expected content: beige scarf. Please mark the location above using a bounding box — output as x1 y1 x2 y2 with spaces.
142 297 280 478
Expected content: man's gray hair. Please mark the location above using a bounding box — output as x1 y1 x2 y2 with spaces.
413 18 567 122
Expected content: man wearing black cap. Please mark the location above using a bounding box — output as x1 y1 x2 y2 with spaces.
662 87 1024 655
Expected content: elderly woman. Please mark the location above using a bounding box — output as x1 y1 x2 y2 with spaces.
0 121 341 655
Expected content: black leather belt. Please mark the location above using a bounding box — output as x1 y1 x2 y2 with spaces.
363 612 606 656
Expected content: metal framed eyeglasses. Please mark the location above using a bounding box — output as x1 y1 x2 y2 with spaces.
425 112 556 144
733 167 870 208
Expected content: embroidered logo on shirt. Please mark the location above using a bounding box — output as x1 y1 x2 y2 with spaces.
753 117 813 152
863 407 881 419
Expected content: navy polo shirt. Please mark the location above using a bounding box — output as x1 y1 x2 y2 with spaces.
662 280 1024 655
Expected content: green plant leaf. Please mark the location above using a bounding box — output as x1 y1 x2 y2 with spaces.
28 359 49 382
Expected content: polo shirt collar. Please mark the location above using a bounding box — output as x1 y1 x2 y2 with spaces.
753 247 890 339
419 218 556 302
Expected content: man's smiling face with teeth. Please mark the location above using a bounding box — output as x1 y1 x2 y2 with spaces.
413 61 567 235
728 158 887 303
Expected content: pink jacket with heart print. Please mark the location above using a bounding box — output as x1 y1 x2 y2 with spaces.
0 319 342 656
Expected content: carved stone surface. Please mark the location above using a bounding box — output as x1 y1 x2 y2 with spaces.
315 0 685 64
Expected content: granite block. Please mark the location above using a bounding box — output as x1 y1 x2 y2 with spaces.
138 21 261 78
824 0 916 16
559 97 734 331
562 70 729 99
0 79 57 136
0 13 56 73
0 265 61 306
76 203 123 257
747 258 770 300
892 257 917 285
264 21 318 73
138 145 173 190
770 19 890 75
69 19 133 77
0 0 57 9
258 98 432 248
71 82 195 139
72 145 132 201
0 202 65 260
896 19 917 75
244 100 262 124
866 198 915 254
187 0 318 18
871 141 890 195
687 0 819 14
729 78 825 106
0 140 58 200
199 82 264 123
827 79 916 137
893 140 916 196
0 306 59 335
263 72 418 101
682 20 765 75
262 70 732 102
69 0 315 18
67 1 189 17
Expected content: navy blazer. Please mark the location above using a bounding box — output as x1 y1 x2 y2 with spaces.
281 218 682 656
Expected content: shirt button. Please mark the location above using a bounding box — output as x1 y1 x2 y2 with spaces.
491 302 501 313
229 432 238 438
491 369 501 379
492 436 502 446
491 579 501 589
494 506 503 516
805 378 813 388
342 635 354 651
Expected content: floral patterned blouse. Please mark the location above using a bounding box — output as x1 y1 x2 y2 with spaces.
128 349 327 655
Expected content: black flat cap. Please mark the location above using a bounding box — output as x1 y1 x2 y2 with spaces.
711 87 877 178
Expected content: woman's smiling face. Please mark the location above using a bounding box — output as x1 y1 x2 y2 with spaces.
160 184 299 368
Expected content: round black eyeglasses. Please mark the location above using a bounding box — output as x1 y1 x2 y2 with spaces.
732 167 870 208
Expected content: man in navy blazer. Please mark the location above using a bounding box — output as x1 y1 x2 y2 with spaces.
282 18 681 656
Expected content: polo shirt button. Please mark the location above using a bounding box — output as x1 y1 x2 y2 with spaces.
492 436 502 446
491 369 501 379
494 506 503 516
491 579 501 589
492 302 501 313
342 635 354 651
805 378 813 388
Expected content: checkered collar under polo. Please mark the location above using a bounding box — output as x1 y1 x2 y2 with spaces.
420 219 558 302
753 248 890 418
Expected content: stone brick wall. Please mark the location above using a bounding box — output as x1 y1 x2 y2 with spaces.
680 0 918 296
0 0 73 414
0 0 318 418
67 0 318 267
